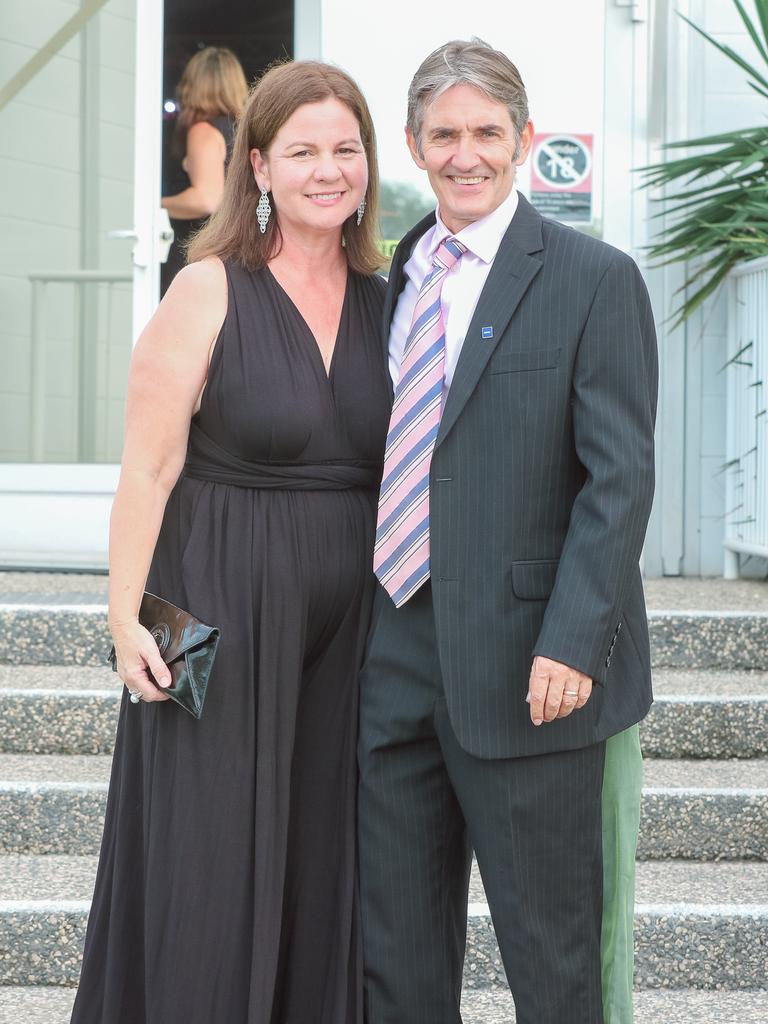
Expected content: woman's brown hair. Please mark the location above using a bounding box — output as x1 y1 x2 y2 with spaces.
187 60 381 275
176 46 248 132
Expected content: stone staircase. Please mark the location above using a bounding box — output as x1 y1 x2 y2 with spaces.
0 573 766 1023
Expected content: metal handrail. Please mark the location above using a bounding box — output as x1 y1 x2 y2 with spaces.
28 271 131 283
28 270 132 462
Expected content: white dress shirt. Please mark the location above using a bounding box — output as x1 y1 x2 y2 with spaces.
388 187 519 393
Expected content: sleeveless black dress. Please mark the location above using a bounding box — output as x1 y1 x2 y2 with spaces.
71 263 391 1024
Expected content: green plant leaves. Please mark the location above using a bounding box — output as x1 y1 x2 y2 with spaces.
637 0 768 323
680 12 768 94
735 0 768 63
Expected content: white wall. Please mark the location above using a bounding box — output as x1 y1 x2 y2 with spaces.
688 0 765 575
643 0 765 576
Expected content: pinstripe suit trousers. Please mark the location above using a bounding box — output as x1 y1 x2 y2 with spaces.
358 583 606 1024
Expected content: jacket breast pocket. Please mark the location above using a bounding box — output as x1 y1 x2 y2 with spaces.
488 347 561 375
510 558 559 600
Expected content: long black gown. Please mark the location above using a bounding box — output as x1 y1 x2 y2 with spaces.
70 262 391 1024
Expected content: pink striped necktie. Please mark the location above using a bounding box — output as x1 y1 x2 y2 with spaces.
374 236 467 606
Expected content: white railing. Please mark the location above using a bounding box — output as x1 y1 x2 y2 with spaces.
27 270 131 462
724 256 768 577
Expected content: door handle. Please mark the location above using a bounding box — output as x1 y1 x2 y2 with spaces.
157 208 174 263
106 210 175 264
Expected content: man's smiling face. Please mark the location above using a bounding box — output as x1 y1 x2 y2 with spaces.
407 83 533 235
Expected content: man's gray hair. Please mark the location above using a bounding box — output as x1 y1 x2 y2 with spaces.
407 39 530 156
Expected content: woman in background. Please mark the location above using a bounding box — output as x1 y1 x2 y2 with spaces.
161 46 247 294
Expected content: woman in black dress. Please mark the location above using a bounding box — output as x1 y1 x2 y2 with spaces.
71 62 390 1024
161 46 247 295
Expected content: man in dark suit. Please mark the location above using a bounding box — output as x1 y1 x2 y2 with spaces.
358 38 658 1024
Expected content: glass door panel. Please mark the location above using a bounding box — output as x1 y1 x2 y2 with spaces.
0 0 162 568
0 0 139 465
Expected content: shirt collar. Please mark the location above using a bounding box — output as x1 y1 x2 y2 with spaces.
431 187 519 265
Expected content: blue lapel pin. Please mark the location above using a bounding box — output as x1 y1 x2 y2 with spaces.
481 326 494 340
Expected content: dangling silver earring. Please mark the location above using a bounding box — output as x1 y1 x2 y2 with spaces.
257 187 272 234
356 198 366 226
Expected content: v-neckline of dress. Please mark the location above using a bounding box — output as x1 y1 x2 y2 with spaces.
266 265 351 382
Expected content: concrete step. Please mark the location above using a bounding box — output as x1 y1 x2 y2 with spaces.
2 573 768 670
0 574 107 602
1 990 766 1024
1 857 766 991
0 604 110 668
642 577 768 613
647 610 768 671
639 759 768 860
0 756 110 855
465 861 768 992
3 573 766 609
0 667 118 755
459 988 768 1023
0 989 77 1024
0 857 96 985
2 665 766 759
0 755 764 858
1 989 766 1024
643 670 768 758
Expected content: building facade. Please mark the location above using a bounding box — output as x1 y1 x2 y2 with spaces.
0 0 762 575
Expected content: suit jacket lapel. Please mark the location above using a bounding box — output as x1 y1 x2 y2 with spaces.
436 194 545 448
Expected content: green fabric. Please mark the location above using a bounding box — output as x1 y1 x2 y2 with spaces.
601 724 643 1023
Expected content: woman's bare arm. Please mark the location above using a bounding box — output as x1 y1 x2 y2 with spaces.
108 258 226 697
161 121 227 220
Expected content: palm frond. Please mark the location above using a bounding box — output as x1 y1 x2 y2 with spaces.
635 1 768 323
751 0 768 52
680 13 768 92
735 0 768 63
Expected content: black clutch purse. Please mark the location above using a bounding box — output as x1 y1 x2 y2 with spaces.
108 592 220 719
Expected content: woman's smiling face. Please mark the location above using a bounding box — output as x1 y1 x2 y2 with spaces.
250 97 368 238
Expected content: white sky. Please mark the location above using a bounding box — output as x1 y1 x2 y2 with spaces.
321 0 605 199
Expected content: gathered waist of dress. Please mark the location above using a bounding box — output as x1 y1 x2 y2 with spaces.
182 422 382 491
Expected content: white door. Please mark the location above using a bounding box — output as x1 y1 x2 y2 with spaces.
0 0 166 569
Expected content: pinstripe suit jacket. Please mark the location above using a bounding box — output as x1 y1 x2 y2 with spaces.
382 194 659 759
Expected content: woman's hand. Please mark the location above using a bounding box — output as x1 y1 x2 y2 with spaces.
110 619 173 703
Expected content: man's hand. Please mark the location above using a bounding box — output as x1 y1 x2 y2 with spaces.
526 656 592 726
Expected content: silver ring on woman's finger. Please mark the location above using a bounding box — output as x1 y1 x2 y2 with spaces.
564 690 579 697
128 690 142 704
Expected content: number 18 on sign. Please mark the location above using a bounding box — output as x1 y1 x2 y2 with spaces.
530 133 593 224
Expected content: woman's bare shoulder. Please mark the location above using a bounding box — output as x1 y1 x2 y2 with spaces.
172 256 226 290
154 258 227 341
186 119 225 140
186 120 227 153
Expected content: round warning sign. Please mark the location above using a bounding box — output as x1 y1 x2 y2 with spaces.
533 135 591 191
